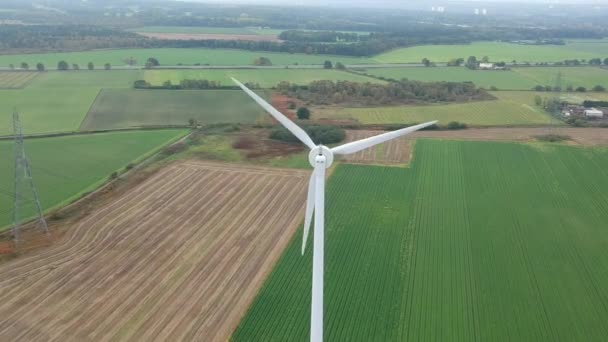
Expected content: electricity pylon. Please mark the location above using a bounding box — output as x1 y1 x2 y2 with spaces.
12 110 48 246
548 71 563 133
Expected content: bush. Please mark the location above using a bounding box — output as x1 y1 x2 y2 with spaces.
125 163 135 170
109 171 118 179
57 60 69 71
446 121 467 130
270 125 345 145
297 107 311 120
566 117 587 127
161 142 187 155
232 136 256 149
592 85 606 92
134 80 151 88
383 123 440 131
534 134 571 142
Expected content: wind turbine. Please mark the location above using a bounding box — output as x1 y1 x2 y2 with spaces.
232 78 436 342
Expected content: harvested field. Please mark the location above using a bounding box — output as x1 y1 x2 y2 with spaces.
339 127 608 165
336 127 608 166
0 161 309 341
340 130 411 165
411 127 608 146
0 71 38 88
137 32 282 42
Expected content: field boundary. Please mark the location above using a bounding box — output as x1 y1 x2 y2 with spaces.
0 130 190 234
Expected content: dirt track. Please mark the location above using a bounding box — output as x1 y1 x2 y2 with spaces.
0 161 308 341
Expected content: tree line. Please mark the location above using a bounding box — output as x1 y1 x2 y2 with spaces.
278 30 362 42
3 24 608 59
133 79 261 90
276 80 491 106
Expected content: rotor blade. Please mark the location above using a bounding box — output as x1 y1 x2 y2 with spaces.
301 169 316 255
331 121 437 155
231 77 316 150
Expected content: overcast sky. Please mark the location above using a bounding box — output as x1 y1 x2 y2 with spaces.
180 0 608 4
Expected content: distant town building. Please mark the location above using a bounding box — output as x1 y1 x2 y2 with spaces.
482 8 488 15
584 108 604 118
474 8 479 15
479 63 495 70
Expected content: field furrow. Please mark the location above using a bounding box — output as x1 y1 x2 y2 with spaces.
0 161 309 341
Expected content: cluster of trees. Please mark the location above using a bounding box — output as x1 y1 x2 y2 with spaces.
8 62 46 71
134 79 261 90
583 100 608 107
461 56 507 69
56 61 111 71
553 58 608 66
270 124 345 145
533 85 606 92
509 39 566 45
0 25 143 54
278 30 361 42
253 57 272 66
276 80 490 106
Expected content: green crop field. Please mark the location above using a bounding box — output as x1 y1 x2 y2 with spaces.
0 48 375 68
143 69 382 87
0 129 186 230
28 70 141 89
0 88 100 136
361 67 537 90
0 72 39 89
513 67 608 90
80 89 271 130
317 91 553 126
373 41 608 64
232 139 608 341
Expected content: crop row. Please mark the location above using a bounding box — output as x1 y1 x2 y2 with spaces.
232 139 608 341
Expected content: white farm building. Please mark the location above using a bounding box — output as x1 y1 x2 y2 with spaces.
584 108 604 118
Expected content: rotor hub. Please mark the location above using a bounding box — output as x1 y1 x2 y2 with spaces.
309 145 333 168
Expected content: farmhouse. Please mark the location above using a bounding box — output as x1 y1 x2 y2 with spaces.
584 108 604 118
479 63 494 69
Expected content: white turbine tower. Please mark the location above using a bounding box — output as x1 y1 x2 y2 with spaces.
232 78 436 342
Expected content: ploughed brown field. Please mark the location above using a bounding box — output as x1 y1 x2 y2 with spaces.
136 32 283 42
0 161 308 341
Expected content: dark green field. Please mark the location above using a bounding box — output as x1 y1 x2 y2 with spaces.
80 89 271 130
232 140 608 341
0 129 187 230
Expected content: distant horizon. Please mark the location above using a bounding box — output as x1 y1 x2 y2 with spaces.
175 0 608 5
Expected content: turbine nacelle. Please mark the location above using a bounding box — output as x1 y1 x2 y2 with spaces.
309 145 333 168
